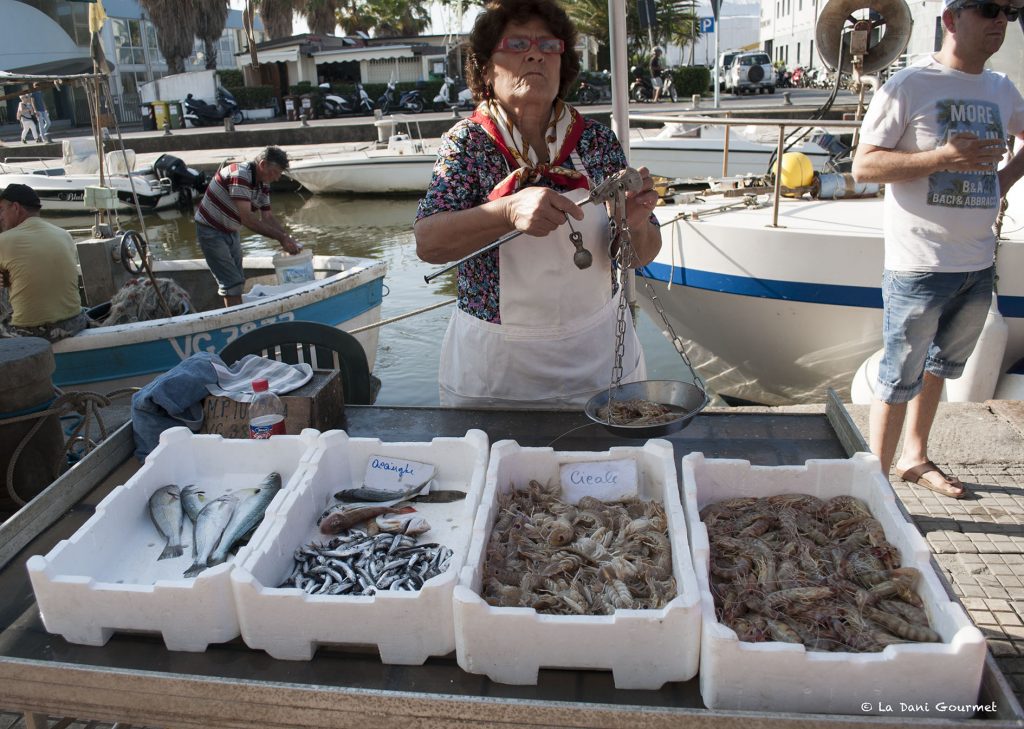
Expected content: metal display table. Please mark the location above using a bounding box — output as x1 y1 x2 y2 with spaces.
0 403 1020 729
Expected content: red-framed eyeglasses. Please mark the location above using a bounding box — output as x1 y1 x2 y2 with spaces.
496 36 565 54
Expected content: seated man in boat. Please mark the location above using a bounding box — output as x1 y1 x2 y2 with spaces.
852 0 1024 498
0 183 89 342
194 146 302 308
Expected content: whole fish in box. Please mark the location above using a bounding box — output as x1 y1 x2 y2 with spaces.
334 481 431 503
208 472 282 566
180 484 207 525
318 503 413 535
376 511 431 536
184 493 237 578
148 485 184 560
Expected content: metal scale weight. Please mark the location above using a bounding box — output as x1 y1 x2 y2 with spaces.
425 167 709 436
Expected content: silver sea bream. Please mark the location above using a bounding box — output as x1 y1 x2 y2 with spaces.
184 493 237 578
148 485 184 560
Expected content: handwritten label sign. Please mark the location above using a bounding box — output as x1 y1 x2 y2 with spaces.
364 455 436 495
559 458 638 504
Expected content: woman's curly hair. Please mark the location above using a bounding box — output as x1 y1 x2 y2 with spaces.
464 0 581 102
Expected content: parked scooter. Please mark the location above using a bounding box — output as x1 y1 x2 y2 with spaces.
377 79 425 114
658 69 678 103
433 76 474 111
629 65 654 103
183 87 243 127
319 82 375 116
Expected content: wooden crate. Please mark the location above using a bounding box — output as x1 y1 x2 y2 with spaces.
201 370 342 438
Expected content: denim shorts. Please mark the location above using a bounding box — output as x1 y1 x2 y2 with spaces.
875 266 994 403
196 222 243 297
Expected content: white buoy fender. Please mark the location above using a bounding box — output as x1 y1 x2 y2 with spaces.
993 358 1024 400
944 293 1009 402
850 348 883 405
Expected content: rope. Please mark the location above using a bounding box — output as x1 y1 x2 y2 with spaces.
4 387 137 507
348 298 455 334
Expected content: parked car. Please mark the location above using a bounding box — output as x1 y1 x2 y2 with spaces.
726 52 776 95
715 51 739 91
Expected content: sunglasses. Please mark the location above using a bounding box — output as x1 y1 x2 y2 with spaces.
497 36 565 54
961 2 1020 20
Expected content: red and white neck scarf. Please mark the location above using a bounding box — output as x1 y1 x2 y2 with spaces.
470 98 589 200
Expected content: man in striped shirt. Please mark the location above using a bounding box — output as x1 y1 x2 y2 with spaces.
194 146 301 307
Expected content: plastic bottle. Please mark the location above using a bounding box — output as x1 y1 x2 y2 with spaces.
248 378 286 439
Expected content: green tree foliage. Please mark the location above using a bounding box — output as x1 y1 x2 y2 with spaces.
336 0 431 37
140 0 199 74
195 0 230 69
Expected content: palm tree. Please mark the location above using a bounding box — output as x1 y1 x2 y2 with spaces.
335 0 377 35
257 0 297 39
140 0 199 75
367 0 431 37
195 0 230 69
302 0 339 36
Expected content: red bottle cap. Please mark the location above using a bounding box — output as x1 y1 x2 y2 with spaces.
252 378 269 392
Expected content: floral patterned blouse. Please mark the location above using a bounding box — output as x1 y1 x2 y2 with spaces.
416 116 630 324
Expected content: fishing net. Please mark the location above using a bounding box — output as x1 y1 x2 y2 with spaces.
101 277 192 325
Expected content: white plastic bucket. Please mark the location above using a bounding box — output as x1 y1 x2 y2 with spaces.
272 249 314 284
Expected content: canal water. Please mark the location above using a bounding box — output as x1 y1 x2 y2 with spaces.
52 194 686 406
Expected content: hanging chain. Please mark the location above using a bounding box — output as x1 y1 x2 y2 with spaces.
638 273 708 396
610 187 632 392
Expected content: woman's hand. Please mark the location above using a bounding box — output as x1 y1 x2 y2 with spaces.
623 166 660 231
504 186 584 237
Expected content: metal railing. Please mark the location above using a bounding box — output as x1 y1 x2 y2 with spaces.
629 113 866 227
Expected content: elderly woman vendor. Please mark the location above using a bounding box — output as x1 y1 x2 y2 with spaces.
415 0 662 408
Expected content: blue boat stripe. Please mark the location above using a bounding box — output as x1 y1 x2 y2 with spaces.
638 263 1024 317
53 278 384 387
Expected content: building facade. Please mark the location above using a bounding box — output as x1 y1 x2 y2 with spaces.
1 0 264 127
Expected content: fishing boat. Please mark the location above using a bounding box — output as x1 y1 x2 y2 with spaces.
285 117 440 195
633 117 1024 405
0 147 206 213
629 119 834 181
54 250 386 392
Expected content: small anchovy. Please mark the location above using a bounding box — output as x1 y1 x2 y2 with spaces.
334 481 431 503
278 530 453 596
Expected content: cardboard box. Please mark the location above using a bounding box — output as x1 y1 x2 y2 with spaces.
201 370 342 439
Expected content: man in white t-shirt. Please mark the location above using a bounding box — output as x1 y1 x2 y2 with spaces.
853 0 1024 498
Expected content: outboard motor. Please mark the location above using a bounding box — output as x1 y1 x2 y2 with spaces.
154 153 208 206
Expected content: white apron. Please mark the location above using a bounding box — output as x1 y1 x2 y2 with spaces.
439 183 646 409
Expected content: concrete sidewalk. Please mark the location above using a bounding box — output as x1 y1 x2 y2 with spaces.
846 401 1024 704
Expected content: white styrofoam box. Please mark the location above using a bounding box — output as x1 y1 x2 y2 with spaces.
26 426 320 651
231 428 489 663
682 451 987 717
453 439 700 690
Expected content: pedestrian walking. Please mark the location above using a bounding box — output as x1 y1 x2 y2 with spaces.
15 95 41 144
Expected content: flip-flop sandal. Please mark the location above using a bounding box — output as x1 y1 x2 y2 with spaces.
895 460 966 499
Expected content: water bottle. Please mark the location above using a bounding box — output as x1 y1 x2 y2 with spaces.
248 378 286 439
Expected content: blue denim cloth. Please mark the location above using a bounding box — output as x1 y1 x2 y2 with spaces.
876 266 994 403
196 222 244 297
131 352 221 460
